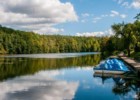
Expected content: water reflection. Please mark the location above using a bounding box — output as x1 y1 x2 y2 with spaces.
0 54 101 81
1 53 140 100
0 70 79 100
94 73 140 100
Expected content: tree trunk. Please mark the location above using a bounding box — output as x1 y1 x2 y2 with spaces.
134 43 139 52
127 47 130 57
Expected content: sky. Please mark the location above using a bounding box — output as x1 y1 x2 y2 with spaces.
0 0 139 36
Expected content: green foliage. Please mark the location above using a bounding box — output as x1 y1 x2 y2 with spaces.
0 26 100 54
112 50 120 56
99 13 140 57
0 43 6 54
111 14 140 57
132 52 140 61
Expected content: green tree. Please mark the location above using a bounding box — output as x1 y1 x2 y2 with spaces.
0 25 101 54
112 22 136 56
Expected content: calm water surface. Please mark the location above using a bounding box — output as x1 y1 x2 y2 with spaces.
0 52 140 100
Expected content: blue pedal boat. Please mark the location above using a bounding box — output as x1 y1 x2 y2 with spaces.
94 58 131 75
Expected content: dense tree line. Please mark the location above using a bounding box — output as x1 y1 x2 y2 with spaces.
0 26 100 54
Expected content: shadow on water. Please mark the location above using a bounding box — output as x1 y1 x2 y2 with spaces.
0 54 101 81
93 57 140 100
94 70 140 100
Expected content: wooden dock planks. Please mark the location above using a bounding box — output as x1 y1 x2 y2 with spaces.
120 57 140 75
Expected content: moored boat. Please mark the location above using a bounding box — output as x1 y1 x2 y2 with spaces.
94 58 131 75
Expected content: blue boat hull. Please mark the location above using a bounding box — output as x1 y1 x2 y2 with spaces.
93 58 131 75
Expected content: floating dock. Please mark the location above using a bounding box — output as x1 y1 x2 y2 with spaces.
120 56 140 76
109 55 140 76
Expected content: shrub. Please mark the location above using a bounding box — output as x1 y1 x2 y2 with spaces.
134 52 140 61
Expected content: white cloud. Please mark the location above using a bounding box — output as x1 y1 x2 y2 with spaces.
34 27 64 35
104 29 115 36
118 0 124 4
76 29 114 37
82 13 90 17
120 14 127 18
93 17 102 23
115 0 140 9
131 0 140 9
115 0 129 8
110 10 119 17
92 10 126 23
0 0 78 34
122 2 129 7
110 10 127 18
76 32 104 37
80 13 90 23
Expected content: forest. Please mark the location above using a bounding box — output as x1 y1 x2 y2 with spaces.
0 25 100 54
0 13 140 59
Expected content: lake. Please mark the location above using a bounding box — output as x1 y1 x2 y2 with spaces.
0 52 140 100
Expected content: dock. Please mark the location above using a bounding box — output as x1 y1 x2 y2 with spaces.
109 55 140 76
120 56 140 75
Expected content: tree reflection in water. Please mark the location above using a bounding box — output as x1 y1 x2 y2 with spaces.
94 73 140 100
0 54 101 81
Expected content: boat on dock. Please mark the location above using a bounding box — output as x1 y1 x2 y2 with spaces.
94 58 131 75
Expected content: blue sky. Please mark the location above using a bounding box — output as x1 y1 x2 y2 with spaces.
59 0 140 36
0 0 139 36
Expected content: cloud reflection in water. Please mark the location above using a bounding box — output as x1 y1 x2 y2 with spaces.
0 70 79 100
